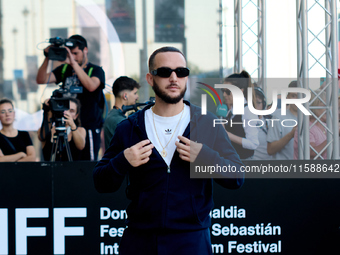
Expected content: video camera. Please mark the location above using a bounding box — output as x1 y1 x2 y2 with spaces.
47 91 71 133
49 90 70 113
48 37 76 61
48 77 83 131
50 82 82 114
121 97 155 114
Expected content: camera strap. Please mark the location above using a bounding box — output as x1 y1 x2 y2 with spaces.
40 105 51 142
0 132 17 154
61 64 94 81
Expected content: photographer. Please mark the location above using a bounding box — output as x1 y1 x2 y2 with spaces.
36 34 105 161
38 98 86 161
104 76 140 149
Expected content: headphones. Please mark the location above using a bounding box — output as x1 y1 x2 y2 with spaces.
254 87 266 110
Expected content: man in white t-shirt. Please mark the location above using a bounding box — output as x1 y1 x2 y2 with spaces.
94 46 244 255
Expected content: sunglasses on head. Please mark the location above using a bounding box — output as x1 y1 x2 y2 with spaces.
222 89 231 95
151 67 190 78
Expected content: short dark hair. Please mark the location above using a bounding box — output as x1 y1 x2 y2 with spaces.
0 98 14 108
288 80 297 88
148 46 186 72
224 70 253 100
112 76 140 97
68 34 87 51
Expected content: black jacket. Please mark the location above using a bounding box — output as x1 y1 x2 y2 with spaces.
93 101 244 231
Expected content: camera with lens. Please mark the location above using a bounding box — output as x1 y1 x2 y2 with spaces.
49 89 70 113
39 87 71 147
121 97 155 114
48 77 83 129
48 88 71 130
48 37 75 61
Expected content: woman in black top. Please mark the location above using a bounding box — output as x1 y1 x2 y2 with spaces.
38 98 86 161
222 70 259 159
0 98 36 162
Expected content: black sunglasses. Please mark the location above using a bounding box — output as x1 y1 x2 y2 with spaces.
151 67 190 78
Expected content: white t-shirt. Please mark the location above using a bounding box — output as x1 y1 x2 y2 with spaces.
266 108 297 160
253 116 272 160
228 99 259 150
145 105 190 166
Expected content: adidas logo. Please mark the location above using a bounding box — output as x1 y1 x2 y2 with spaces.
165 129 172 135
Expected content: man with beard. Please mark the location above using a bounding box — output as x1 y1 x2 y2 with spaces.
36 34 105 161
93 46 244 255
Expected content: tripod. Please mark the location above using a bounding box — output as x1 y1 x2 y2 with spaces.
50 126 73 162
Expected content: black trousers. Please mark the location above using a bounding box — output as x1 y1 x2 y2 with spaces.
81 128 101 161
